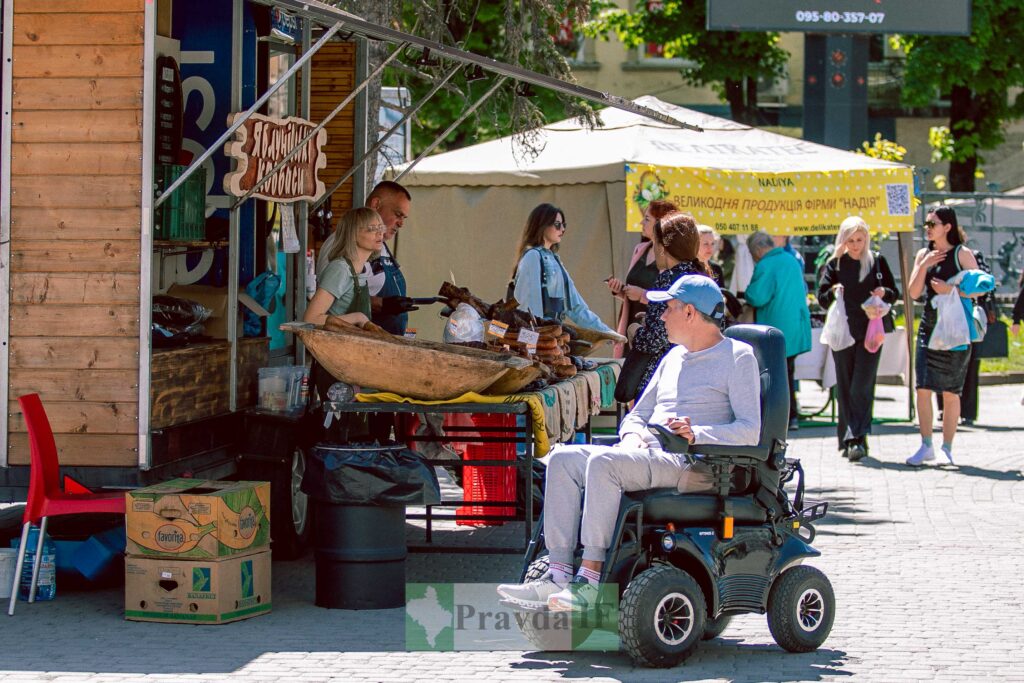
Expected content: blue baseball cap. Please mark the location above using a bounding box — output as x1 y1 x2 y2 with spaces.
647 274 725 320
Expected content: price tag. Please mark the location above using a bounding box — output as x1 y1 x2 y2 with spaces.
404 328 417 340
486 320 509 339
517 328 539 355
160 571 173 579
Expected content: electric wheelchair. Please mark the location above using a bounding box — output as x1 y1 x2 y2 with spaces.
518 325 835 668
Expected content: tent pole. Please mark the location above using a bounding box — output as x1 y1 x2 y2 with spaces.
898 231 916 421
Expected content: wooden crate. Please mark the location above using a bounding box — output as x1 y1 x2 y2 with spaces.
150 338 269 430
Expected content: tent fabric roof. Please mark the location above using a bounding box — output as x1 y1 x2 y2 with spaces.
398 96 907 188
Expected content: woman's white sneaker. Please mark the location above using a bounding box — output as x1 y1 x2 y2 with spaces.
906 444 935 466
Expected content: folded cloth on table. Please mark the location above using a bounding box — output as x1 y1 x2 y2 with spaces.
583 370 602 416
569 375 591 429
553 381 577 442
355 390 550 455
537 387 560 444
595 364 618 410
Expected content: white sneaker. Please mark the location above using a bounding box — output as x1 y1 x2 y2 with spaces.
940 445 955 465
497 574 562 611
906 444 935 466
547 575 600 613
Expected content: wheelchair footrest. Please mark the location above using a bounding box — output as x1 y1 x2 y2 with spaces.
797 500 828 523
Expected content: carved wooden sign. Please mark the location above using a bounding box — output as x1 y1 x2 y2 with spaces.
223 112 327 203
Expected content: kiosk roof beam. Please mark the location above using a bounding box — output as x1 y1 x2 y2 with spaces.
257 0 703 132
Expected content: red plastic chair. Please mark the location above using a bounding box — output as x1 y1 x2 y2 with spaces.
7 394 126 616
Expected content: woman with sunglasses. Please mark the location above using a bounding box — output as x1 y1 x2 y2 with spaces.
906 206 979 466
511 203 615 333
606 200 679 353
304 207 384 327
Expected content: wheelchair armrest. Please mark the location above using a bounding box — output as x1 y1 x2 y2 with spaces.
647 425 696 464
695 444 771 463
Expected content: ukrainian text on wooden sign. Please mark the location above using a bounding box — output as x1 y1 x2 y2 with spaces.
223 113 328 203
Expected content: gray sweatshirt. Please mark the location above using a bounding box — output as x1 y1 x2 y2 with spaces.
619 337 761 448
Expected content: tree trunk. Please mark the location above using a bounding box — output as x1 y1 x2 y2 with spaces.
948 84 977 192
746 76 760 125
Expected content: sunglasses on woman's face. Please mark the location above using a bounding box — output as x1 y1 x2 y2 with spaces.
552 221 567 231
923 220 936 229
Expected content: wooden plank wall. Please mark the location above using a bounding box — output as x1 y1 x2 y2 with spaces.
308 42 357 222
6 0 144 467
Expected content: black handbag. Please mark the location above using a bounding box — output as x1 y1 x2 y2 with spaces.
974 319 1009 359
614 349 654 404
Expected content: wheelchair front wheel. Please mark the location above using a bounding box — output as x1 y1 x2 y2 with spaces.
767 565 835 653
620 565 706 668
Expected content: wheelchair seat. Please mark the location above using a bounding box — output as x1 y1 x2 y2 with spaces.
625 489 767 526
621 325 790 526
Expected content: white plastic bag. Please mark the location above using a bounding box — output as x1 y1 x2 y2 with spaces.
927 287 971 351
442 303 485 344
821 289 855 351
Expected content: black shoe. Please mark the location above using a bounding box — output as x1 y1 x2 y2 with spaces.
961 418 975 426
789 418 799 431
847 443 866 462
840 447 849 458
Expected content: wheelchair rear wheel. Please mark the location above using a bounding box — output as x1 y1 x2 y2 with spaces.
620 565 707 668
767 565 835 652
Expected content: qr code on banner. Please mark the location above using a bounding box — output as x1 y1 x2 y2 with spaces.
885 183 911 215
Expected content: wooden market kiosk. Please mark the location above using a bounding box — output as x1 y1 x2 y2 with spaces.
0 0 691 553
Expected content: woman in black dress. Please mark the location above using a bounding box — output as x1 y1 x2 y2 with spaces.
607 200 678 351
628 212 712 399
817 216 899 461
905 206 979 467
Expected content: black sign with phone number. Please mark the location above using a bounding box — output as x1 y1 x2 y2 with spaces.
707 0 971 36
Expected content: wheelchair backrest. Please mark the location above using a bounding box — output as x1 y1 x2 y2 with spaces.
724 324 789 449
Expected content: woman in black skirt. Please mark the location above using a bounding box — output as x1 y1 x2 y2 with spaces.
906 206 979 466
817 216 899 461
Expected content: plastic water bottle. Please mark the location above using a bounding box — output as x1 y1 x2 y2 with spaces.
17 525 56 601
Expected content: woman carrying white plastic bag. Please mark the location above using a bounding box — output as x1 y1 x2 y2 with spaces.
927 287 972 351
906 207 980 467
820 288 855 351
817 216 900 461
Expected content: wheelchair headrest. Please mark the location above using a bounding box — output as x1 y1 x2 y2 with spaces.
724 324 789 444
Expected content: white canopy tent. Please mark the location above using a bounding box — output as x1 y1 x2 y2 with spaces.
393 96 914 339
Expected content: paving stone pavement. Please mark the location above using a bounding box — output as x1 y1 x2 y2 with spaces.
1 384 1022 682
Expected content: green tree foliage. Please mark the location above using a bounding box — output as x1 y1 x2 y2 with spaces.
354 0 596 160
583 0 789 124
892 0 1024 191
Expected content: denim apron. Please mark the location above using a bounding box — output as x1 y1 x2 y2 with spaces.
370 252 408 335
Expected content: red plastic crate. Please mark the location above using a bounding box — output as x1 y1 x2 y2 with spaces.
456 413 518 527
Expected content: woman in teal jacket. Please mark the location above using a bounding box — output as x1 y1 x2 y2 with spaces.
744 230 812 428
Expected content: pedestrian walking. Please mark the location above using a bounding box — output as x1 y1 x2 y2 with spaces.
816 216 899 460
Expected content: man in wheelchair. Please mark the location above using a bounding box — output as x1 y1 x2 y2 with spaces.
498 274 761 612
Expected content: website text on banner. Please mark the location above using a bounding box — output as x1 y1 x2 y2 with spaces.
626 165 915 236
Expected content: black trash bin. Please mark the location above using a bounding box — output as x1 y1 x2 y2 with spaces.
302 442 441 610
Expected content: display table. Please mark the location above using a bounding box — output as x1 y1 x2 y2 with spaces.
794 327 910 390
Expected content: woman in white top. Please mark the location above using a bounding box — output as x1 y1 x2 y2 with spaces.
510 203 614 333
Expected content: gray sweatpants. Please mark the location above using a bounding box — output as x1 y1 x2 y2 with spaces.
543 444 714 566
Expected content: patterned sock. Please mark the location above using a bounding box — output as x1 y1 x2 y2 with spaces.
549 561 572 587
576 566 601 586
922 437 933 448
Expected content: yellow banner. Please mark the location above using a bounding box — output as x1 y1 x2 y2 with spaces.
625 164 915 235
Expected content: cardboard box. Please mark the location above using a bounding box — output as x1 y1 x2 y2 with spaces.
125 550 271 624
164 284 270 340
126 479 270 559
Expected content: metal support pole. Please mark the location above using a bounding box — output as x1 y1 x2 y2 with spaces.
294 18 313 366
898 231 916 421
0 0 15 467
228 0 244 411
155 21 344 209
394 76 508 181
137 0 157 469
312 64 460 210
229 42 407 210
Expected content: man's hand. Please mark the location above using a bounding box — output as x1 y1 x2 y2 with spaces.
666 416 695 444
618 433 647 450
379 296 419 315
